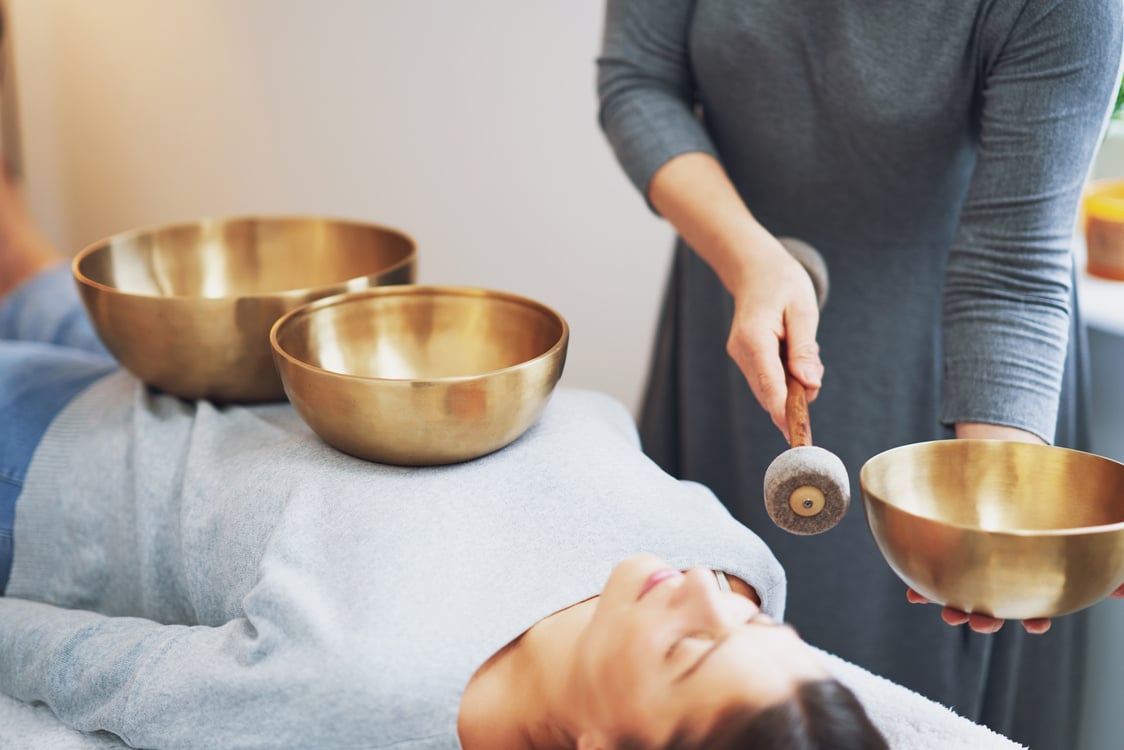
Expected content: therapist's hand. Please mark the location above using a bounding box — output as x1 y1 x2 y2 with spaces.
905 589 1052 634
725 235 824 441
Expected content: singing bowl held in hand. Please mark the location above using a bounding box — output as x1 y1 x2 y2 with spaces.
269 285 569 465
73 215 416 403
860 440 1124 620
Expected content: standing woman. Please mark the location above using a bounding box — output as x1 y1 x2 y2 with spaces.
596 1 1122 748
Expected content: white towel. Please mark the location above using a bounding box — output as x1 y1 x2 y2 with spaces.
0 651 1025 750
817 647 1026 749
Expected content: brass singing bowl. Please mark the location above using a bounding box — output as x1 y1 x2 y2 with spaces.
270 285 569 465
860 440 1124 620
73 216 416 402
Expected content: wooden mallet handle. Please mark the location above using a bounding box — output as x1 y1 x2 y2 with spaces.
785 372 812 448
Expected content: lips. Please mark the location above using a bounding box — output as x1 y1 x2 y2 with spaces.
637 568 682 601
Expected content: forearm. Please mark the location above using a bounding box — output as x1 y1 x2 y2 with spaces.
648 153 787 293
649 152 825 431
0 597 324 749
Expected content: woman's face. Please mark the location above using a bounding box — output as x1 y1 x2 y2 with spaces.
572 554 828 748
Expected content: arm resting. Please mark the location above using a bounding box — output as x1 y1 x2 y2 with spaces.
0 597 339 750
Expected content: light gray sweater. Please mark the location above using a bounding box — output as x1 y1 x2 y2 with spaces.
0 375 785 750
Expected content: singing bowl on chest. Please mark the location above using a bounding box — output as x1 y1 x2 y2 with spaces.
270 285 569 466
860 440 1124 620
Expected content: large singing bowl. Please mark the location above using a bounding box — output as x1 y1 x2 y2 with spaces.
73 216 416 402
270 285 569 465
860 440 1124 620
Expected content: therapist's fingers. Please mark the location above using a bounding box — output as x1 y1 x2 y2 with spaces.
939 608 1003 633
909 590 1049 634
728 322 789 440
943 607 1049 634
783 300 823 404
965 612 1005 633
725 243 824 441
908 588 969 626
906 588 930 604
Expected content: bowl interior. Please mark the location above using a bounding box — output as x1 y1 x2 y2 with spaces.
275 287 567 380
75 216 415 298
861 440 1124 532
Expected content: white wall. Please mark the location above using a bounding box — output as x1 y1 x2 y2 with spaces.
8 0 674 414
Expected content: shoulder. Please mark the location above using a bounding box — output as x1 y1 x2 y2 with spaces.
984 0 1122 60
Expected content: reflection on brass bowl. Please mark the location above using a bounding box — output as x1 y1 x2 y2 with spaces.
860 440 1124 620
270 285 569 465
73 216 416 402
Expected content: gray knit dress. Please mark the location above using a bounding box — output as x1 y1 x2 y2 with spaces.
597 1 1122 748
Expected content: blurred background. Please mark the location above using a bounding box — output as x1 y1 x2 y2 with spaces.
2 2 1122 749
4 0 674 414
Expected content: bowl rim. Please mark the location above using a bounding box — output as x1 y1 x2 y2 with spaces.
269 284 570 385
71 213 418 302
859 439 1124 537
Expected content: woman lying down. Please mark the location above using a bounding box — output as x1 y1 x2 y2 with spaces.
0 267 895 747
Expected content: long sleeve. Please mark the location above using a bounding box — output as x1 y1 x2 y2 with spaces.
596 0 715 201
0 596 354 750
941 0 1123 441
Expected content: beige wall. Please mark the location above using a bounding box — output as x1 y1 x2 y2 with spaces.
7 0 673 413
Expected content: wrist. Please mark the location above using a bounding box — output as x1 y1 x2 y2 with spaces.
710 223 792 294
954 423 1046 444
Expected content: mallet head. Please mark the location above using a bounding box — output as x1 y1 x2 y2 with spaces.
764 445 850 535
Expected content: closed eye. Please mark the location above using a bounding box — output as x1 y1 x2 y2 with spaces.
666 632 705 661
668 611 763 661
673 615 788 683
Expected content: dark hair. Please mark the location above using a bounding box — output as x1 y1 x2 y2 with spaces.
622 679 889 750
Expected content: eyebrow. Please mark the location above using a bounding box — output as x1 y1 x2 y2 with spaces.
674 620 789 684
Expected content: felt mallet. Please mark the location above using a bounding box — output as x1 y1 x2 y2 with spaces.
762 239 850 535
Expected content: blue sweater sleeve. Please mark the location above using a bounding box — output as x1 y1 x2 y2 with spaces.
941 0 1123 441
596 0 716 203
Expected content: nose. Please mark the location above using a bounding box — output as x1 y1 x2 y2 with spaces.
673 567 742 629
